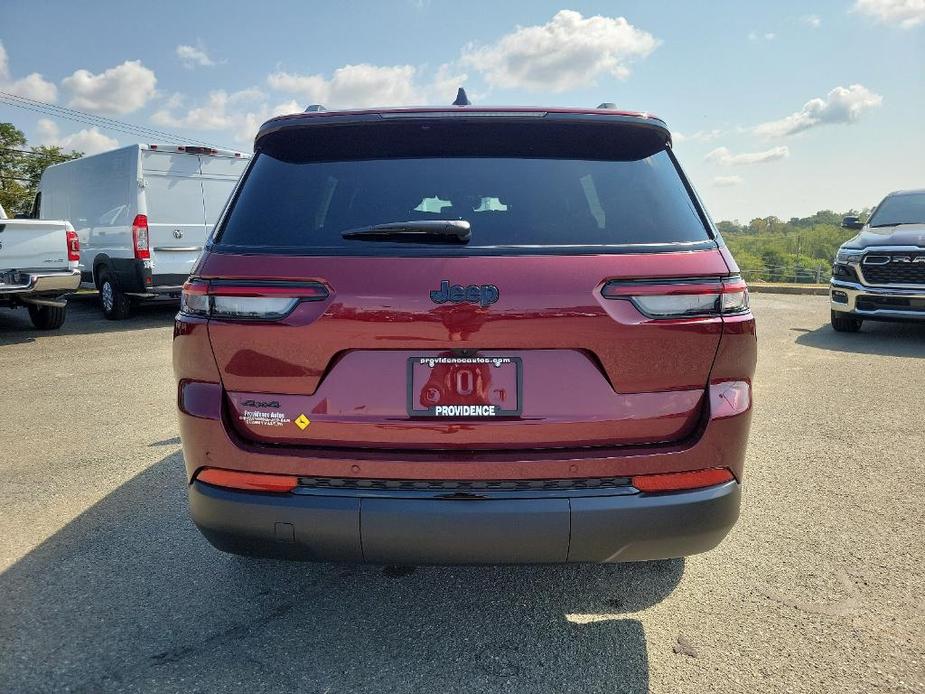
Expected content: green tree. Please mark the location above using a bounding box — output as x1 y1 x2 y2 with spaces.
0 122 82 215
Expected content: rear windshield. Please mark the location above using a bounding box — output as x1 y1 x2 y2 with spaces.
216 137 710 256
868 192 925 227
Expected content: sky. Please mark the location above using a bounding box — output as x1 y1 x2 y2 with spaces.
1 0 923 222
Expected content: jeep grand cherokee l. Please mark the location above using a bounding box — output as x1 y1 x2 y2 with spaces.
173 102 757 564
831 189 925 332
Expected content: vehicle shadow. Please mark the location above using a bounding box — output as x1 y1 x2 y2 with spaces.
0 294 178 347
0 451 682 693
793 321 925 357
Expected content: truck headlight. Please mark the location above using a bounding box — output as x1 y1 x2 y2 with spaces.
835 250 862 264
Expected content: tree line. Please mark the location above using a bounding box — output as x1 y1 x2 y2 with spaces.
717 211 867 284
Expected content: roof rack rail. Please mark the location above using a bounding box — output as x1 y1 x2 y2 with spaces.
304 104 327 113
597 102 618 109
452 88 471 106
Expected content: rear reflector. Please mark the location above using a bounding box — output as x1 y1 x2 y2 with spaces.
602 276 749 319
631 467 734 493
195 468 299 493
132 214 150 260
180 279 329 320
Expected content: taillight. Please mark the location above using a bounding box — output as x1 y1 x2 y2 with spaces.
631 467 735 493
601 276 749 319
180 279 329 320
65 229 80 262
195 467 299 493
132 214 150 260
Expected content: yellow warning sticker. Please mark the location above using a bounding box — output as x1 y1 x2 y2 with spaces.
294 414 311 430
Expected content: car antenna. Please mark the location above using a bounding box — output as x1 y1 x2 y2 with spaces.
452 87 471 106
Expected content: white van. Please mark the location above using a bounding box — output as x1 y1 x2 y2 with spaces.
36 144 250 319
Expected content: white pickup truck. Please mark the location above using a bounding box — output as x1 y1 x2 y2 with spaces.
0 202 81 329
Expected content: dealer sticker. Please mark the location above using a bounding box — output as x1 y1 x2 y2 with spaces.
239 409 291 428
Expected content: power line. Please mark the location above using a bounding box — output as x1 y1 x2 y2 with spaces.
0 90 224 147
0 92 223 148
0 147 49 157
0 90 233 149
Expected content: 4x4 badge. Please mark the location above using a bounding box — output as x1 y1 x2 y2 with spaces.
430 280 499 308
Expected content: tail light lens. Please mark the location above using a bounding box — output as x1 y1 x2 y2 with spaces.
602 276 749 319
632 467 735 493
132 214 150 260
65 229 80 263
180 279 329 320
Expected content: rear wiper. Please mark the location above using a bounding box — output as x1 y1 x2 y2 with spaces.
340 220 471 243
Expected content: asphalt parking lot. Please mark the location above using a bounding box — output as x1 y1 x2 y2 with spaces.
0 294 923 693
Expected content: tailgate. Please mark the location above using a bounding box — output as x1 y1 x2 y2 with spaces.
202 251 728 450
0 219 69 272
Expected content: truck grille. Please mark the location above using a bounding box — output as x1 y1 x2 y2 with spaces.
862 254 925 285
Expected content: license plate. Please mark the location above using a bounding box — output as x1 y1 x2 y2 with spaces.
407 355 522 417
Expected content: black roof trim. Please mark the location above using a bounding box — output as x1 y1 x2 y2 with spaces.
254 109 670 147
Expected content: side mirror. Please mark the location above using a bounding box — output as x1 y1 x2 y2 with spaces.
841 216 863 230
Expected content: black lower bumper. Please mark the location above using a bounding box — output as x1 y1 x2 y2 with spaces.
189 480 741 564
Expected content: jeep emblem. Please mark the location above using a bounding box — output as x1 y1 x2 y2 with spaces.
430 280 499 308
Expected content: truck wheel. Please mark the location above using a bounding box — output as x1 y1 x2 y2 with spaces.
831 311 862 333
99 270 132 320
27 304 67 330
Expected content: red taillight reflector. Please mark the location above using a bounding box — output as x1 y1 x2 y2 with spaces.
601 280 723 298
208 281 329 299
66 230 80 261
196 468 298 493
132 214 150 260
631 467 734 493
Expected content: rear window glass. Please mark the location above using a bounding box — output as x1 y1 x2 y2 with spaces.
216 148 709 255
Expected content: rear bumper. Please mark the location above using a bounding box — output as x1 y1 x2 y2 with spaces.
0 268 81 297
831 278 925 321
189 479 740 564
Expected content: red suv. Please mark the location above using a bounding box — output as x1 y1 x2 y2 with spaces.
174 100 756 564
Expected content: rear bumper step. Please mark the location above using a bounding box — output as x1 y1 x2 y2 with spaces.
0 269 81 296
189 479 740 564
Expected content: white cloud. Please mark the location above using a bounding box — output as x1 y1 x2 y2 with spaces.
801 14 822 27
62 60 157 114
748 31 776 40
852 0 925 27
460 10 659 91
0 40 58 102
176 44 220 69
152 89 300 143
713 175 744 187
706 146 790 166
753 84 883 137
673 129 722 144
267 62 466 108
35 118 118 155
